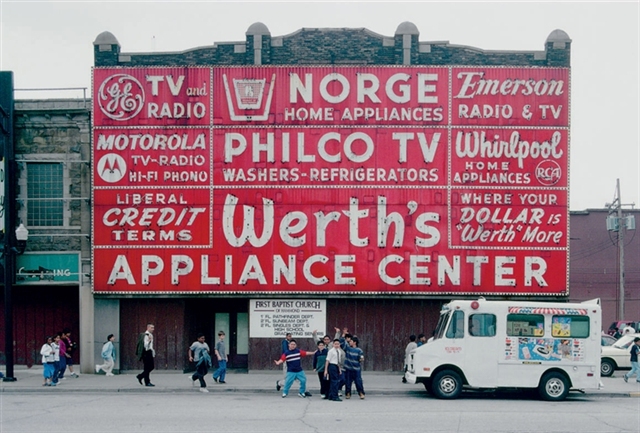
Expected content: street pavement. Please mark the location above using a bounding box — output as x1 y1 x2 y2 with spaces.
1 367 639 397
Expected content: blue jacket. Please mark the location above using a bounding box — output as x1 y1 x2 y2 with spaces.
101 341 116 361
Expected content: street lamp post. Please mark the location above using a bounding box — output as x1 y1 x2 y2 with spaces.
3 223 28 382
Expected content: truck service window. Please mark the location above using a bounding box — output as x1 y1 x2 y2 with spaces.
469 314 496 337
506 314 544 337
551 315 589 338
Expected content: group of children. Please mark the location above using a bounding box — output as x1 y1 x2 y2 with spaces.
39 330 79 386
275 327 366 401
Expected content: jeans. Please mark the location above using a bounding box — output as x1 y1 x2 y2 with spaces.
625 361 640 381
282 370 306 395
192 361 209 387
58 356 67 378
51 360 61 384
213 360 226 382
344 369 365 395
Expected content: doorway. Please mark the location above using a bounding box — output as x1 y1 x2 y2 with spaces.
185 299 249 370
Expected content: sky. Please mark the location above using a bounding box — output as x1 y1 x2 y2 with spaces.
0 0 638 212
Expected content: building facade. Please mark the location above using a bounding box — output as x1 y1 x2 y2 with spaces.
4 23 634 374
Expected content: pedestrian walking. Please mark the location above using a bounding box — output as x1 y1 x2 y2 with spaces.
188 333 211 392
275 339 316 398
135 323 156 387
51 334 62 386
212 331 228 384
60 329 79 378
623 337 640 383
95 334 116 376
402 334 417 383
40 336 55 386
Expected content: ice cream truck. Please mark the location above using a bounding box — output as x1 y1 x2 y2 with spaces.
404 298 601 401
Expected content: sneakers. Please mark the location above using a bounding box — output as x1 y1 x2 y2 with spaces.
95 365 100 374
189 376 197 386
219 380 226 384
298 393 306 398
106 373 114 377
345 393 351 399
71 372 79 378
304 391 312 397
276 380 282 391
624 375 628 383
359 393 365 400
282 394 287 398
199 388 209 393
212 376 219 383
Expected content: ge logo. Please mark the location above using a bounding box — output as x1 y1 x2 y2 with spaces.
535 160 562 186
97 154 127 183
98 74 145 121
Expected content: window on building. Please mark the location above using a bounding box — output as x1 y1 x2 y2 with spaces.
27 162 64 227
551 315 590 338
507 314 545 337
469 314 496 337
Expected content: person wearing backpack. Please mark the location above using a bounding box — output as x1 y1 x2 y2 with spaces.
95 334 116 376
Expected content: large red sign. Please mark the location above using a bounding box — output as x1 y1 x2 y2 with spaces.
92 66 570 295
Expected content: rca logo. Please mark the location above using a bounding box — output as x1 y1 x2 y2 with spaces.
535 160 562 186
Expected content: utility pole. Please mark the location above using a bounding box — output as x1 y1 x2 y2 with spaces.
606 179 637 321
615 179 625 321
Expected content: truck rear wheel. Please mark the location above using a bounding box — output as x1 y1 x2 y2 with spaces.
538 372 569 401
430 370 462 399
600 359 615 377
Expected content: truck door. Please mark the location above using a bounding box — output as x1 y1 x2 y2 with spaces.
464 312 498 387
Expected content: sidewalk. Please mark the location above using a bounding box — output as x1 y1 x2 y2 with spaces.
1 367 638 397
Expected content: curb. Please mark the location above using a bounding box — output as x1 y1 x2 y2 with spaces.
0 386 634 397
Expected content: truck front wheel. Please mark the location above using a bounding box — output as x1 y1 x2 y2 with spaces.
538 372 569 401
430 370 463 399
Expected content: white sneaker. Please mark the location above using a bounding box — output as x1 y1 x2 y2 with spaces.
71 373 79 378
95 365 100 373
199 388 209 393
106 373 114 376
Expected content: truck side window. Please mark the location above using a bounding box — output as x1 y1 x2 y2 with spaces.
507 314 545 337
551 315 589 338
469 314 496 337
446 310 465 339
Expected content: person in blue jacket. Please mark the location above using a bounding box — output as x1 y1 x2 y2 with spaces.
95 334 116 376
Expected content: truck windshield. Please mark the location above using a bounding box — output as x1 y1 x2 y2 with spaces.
433 311 451 340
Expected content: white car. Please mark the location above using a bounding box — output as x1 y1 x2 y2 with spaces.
600 333 640 377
